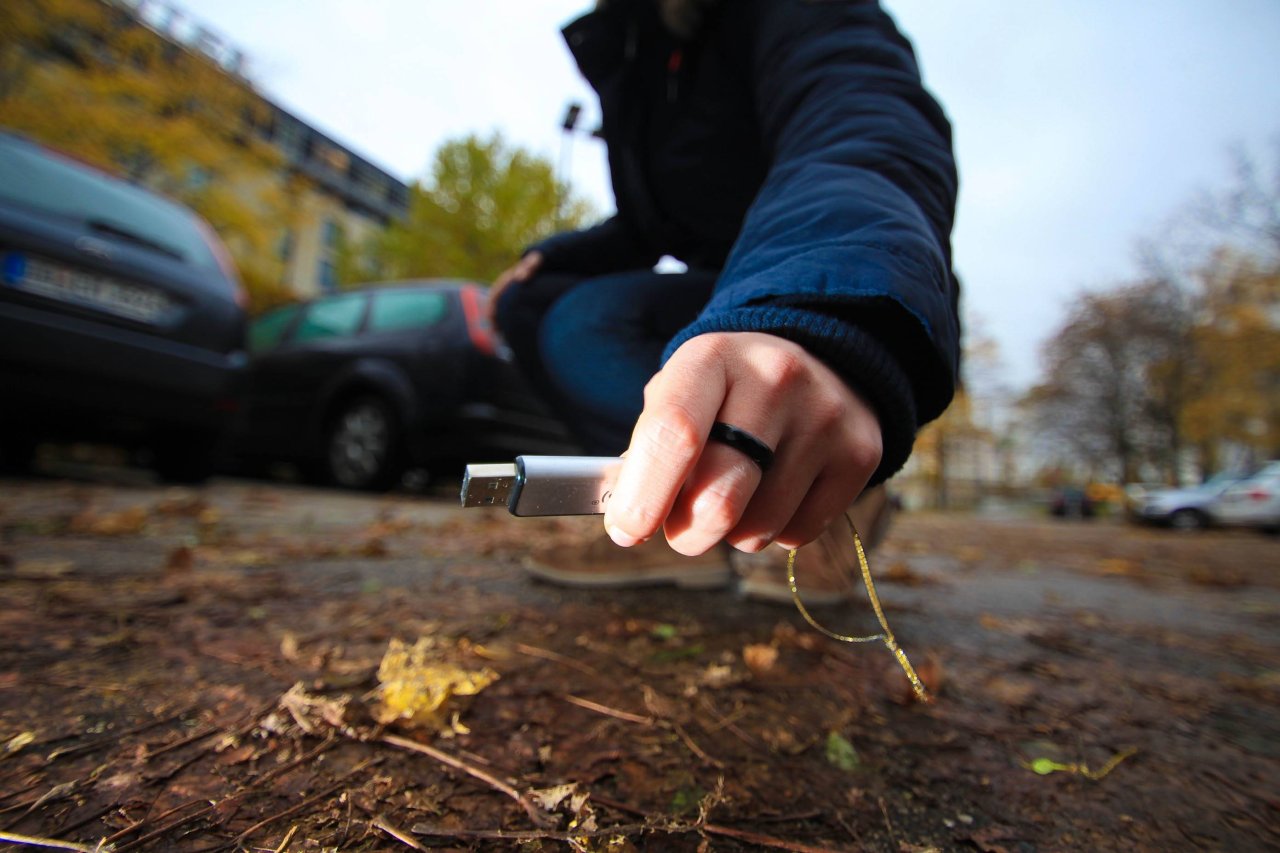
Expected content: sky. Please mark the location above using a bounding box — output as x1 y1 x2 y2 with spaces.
181 0 1280 390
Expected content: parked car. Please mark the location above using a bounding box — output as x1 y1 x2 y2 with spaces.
0 131 247 481
1129 472 1249 530
1049 486 1095 519
1207 462 1280 533
230 281 582 490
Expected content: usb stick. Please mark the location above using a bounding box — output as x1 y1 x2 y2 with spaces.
460 456 623 516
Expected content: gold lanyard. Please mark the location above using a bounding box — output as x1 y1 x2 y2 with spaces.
787 513 931 703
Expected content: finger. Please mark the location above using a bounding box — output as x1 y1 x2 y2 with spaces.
663 439 763 555
774 469 867 549
603 349 727 547
722 442 823 552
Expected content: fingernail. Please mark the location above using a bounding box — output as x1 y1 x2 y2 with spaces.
605 523 640 548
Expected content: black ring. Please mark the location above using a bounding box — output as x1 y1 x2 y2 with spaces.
708 421 774 473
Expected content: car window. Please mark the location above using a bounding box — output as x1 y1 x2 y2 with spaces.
248 304 301 353
0 134 220 270
293 293 367 342
369 290 449 332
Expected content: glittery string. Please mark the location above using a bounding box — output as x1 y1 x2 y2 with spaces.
786 512 931 704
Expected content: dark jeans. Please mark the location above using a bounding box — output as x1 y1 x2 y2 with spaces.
493 269 718 455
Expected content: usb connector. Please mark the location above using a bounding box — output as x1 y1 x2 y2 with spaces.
460 455 623 516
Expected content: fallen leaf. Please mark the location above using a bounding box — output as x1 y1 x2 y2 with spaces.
13 560 75 579
5 731 35 754
375 637 499 732
743 644 779 677
70 506 149 536
164 546 195 575
1097 558 1142 577
825 731 860 771
985 676 1037 708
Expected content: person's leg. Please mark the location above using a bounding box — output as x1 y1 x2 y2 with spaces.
492 272 590 433
495 268 729 588
496 268 717 455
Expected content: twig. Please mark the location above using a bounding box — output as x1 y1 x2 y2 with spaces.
113 737 338 851
878 797 898 850
234 777 349 844
563 695 654 725
411 822 650 842
271 824 299 853
379 733 555 828
671 722 724 768
515 643 601 678
371 816 430 850
590 794 849 853
0 831 110 852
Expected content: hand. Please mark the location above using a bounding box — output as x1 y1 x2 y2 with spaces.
602 332 883 556
488 251 543 322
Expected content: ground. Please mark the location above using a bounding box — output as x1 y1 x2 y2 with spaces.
0 467 1277 852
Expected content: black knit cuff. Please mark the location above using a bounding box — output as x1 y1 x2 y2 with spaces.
662 306 919 486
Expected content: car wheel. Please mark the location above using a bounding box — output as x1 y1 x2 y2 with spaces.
0 433 37 475
326 395 403 491
153 431 219 484
1168 508 1206 531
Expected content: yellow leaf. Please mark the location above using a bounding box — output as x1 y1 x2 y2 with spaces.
375 638 498 732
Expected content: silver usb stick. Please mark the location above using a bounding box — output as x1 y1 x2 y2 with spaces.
460 456 623 516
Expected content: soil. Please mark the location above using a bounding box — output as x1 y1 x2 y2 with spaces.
1 472 1277 851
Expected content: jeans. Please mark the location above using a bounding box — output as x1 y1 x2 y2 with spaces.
494 269 718 455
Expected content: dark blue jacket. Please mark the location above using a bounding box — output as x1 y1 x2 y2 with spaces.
533 0 960 483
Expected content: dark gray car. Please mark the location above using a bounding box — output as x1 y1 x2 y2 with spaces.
232 281 581 490
0 131 247 481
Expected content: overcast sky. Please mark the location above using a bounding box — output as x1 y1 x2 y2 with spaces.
182 0 1280 389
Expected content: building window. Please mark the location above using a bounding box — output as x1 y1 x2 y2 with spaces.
277 229 293 261
322 218 341 249
318 259 337 294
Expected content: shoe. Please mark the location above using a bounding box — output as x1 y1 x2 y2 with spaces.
734 484 893 606
522 520 733 589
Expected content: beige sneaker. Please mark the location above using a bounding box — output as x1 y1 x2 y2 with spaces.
734 485 893 606
522 527 733 589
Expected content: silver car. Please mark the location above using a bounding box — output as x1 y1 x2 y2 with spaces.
1208 462 1280 533
1131 473 1247 530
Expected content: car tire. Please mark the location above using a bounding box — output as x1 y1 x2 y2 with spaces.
0 433 37 475
153 431 219 484
325 395 403 491
1168 508 1207 531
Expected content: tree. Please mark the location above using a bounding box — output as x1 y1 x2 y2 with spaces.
1182 254 1280 469
0 0 293 311
1024 280 1194 484
339 133 596 286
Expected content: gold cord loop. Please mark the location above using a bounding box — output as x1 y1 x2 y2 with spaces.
786 512 931 703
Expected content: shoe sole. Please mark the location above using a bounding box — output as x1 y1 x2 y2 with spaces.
736 576 854 607
522 559 733 590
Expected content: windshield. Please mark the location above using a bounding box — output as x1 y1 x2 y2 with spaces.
0 134 220 270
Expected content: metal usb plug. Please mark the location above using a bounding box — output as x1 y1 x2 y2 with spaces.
460 456 623 517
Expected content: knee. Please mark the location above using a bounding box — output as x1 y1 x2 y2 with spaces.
492 278 533 342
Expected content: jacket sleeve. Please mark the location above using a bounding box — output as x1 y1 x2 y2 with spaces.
662 0 960 486
530 214 662 276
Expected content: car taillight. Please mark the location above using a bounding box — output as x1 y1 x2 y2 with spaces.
460 285 497 356
195 216 248 309
1249 489 1272 502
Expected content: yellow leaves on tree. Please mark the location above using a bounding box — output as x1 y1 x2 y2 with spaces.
0 0 292 310
1182 256 1280 460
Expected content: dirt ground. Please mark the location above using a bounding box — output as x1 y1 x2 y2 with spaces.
1 470 1277 852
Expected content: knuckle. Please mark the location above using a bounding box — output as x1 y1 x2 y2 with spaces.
642 405 704 457
692 484 747 536
758 346 809 389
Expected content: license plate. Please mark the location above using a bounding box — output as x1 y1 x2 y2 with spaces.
3 253 173 324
